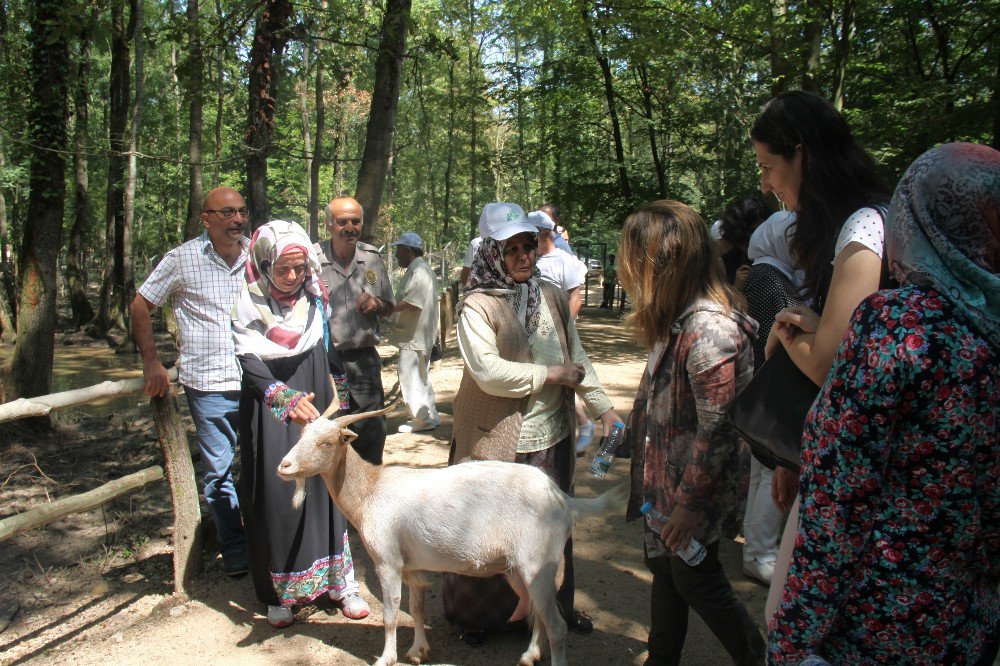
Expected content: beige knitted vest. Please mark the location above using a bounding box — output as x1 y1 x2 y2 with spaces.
450 281 572 464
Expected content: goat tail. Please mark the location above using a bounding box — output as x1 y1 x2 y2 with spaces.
568 482 629 521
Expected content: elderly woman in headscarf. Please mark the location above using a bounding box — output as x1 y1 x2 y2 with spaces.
441 202 622 647
767 143 1000 664
232 219 368 628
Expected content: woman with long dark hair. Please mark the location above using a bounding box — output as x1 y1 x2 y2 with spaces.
749 91 891 619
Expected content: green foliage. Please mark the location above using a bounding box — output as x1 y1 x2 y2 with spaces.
0 0 995 287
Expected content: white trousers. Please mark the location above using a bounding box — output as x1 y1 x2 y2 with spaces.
743 457 783 564
398 348 439 424
765 496 800 624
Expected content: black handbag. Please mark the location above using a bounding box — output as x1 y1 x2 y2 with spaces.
727 345 819 472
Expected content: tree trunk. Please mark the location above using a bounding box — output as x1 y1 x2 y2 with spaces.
581 6 632 200
331 70 351 199
637 65 666 198
442 60 455 235
513 34 528 203
994 37 1000 150
119 0 143 333
67 10 97 330
184 0 204 241
768 0 791 95
298 43 313 233
246 0 294 230
212 0 224 188
95 0 132 335
0 140 16 341
309 37 325 243
831 0 856 111
9 0 70 418
354 0 412 242
800 0 824 93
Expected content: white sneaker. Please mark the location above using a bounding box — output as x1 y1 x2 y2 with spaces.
267 604 294 628
575 421 597 453
743 559 775 585
398 418 438 433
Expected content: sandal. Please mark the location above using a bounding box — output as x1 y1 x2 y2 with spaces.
267 604 294 628
338 592 370 620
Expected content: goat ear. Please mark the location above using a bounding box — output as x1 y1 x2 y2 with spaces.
339 428 358 446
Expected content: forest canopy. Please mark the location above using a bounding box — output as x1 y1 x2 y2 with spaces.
0 0 998 401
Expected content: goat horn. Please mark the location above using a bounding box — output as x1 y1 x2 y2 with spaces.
330 390 402 429
320 374 340 419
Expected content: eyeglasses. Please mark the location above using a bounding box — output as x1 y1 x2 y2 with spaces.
273 263 309 278
204 207 250 220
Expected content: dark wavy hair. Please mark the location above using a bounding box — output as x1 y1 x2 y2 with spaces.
751 91 889 310
720 195 775 249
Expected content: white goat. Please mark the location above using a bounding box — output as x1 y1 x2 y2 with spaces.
277 404 625 666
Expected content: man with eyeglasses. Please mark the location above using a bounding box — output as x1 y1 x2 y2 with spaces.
315 196 395 468
129 186 251 578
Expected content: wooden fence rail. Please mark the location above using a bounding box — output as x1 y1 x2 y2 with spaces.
1 367 203 598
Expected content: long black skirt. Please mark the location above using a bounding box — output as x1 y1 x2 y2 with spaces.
238 343 354 607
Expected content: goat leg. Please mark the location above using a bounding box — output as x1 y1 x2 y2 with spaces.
403 580 429 664
374 563 403 666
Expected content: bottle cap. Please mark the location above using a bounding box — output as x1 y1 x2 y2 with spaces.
614 421 625 428
640 501 653 515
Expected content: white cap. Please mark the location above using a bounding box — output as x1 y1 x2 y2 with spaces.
527 210 555 231
390 231 423 249
478 203 537 241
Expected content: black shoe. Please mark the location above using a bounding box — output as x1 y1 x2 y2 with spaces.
565 608 593 634
461 629 487 647
222 552 249 578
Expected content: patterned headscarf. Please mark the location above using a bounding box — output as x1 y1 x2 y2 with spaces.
232 220 330 359
464 235 543 338
886 142 1000 349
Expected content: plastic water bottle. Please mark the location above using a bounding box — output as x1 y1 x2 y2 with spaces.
640 501 707 566
588 421 625 478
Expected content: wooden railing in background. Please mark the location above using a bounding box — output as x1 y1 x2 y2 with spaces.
0 368 203 598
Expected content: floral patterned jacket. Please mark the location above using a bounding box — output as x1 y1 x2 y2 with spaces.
626 299 757 554
767 286 1000 664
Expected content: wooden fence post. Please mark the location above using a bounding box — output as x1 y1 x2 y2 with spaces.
150 392 203 598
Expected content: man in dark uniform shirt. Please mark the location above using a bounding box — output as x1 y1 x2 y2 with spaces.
316 196 395 464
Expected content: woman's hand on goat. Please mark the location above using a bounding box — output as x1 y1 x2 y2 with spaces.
659 505 701 555
290 392 320 426
545 363 585 388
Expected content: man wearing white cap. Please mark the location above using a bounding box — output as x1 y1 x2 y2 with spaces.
389 232 441 432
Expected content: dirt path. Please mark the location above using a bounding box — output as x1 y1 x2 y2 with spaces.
0 308 769 665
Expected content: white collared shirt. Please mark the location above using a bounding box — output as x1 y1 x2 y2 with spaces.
138 232 249 391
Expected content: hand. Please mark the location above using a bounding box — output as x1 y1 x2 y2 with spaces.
355 292 382 315
660 505 702 554
774 305 820 336
771 466 799 513
545 363 585 388
289 392 320 426
598 409 623 434
142 358 171 397
733 264 751 291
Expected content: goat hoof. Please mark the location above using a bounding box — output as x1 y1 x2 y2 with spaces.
518 651 541 666
373 657 396 666
404 645 429 664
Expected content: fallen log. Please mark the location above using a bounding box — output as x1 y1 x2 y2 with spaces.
0 466 165 542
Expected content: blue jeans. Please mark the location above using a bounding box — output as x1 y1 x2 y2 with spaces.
184 386 246 558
